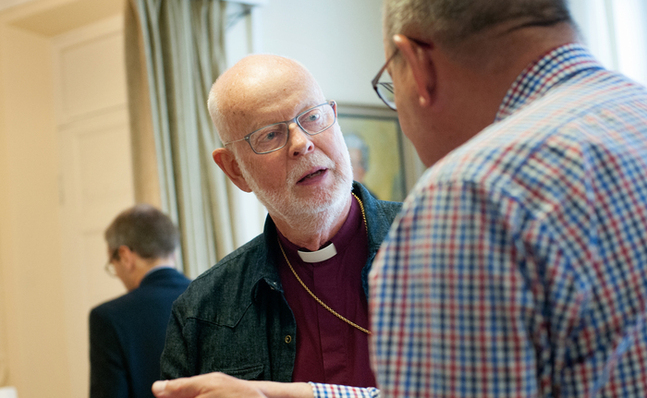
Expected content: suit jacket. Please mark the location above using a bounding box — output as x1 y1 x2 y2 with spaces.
90 267 191 398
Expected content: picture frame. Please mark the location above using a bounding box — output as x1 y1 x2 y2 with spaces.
337 103 425 202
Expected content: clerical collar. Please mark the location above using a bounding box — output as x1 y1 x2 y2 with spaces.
277 193 362 264
297 243 337 263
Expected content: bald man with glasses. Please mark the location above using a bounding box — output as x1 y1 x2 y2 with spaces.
156 54 401 397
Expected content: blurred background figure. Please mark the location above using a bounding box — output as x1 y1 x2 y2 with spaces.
343 133 370 184
89 204 190 398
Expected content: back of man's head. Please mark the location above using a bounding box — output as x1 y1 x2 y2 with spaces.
383 0 572 46
105 204 179 260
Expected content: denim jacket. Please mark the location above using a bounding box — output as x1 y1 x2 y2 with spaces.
160 182 402 381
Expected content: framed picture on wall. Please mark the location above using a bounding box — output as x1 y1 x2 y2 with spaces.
337 103 425 202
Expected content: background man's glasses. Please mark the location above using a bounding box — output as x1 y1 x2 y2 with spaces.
372 50 398 111
222 101 337 154
104 249 118 277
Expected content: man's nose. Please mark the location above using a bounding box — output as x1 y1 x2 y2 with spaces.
287 123 314 157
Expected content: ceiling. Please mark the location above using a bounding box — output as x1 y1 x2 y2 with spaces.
0 0 124 36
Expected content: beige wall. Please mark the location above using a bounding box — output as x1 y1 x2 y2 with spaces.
0 22 71 396
0 1 125 397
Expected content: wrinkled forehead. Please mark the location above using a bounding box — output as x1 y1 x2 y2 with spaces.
217 62 326 140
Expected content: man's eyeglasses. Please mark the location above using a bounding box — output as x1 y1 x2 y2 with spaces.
104 249 118 277
222 101 337 154
372 38 431 111
372 50 398 111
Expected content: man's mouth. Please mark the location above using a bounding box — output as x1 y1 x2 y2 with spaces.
297 168 327 183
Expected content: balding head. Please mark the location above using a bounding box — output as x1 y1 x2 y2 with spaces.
208 55 326 145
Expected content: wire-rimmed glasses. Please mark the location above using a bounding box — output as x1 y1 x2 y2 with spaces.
372 50 398 111
222 101 337 154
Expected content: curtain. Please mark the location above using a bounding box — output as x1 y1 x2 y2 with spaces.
125 0 236 278
569 0 647 86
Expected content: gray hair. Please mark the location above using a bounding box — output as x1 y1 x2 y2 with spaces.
383 0 572 45
207 83 226 142
104 204 179 260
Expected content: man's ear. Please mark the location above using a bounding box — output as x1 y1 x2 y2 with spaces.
212 148 252 192
393 34 435 107
117 245 136 272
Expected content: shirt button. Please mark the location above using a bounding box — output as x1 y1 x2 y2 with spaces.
284 335 292 344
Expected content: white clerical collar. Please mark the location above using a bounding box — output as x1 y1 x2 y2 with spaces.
297 243 337 263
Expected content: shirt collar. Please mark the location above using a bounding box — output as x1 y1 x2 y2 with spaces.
495 43 602 122
277 191 362 264
144 264 175 278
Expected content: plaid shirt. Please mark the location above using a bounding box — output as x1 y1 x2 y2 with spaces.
311 44 647 398
364 43 647 398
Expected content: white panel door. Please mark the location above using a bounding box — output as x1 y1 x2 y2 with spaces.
54 16 134 398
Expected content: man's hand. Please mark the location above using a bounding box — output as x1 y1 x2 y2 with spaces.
152 372 266 398
152 372 314 398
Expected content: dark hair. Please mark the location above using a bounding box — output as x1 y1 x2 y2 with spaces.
104 204 179 260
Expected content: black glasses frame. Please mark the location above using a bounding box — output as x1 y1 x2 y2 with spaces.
372 49 399 111
372 38 432 111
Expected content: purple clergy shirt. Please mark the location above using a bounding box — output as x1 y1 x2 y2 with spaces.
277 195 376 387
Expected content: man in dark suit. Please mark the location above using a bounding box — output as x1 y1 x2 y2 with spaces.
89 204 191 398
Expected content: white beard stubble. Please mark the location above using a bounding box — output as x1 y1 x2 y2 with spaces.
238 150 354 235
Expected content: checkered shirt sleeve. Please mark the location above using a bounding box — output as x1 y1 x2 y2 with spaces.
369 44 647 397
310 383 380 398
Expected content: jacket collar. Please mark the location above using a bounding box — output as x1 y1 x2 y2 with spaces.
139 267 182 287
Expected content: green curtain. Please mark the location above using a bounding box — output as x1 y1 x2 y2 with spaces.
125 0 235 277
